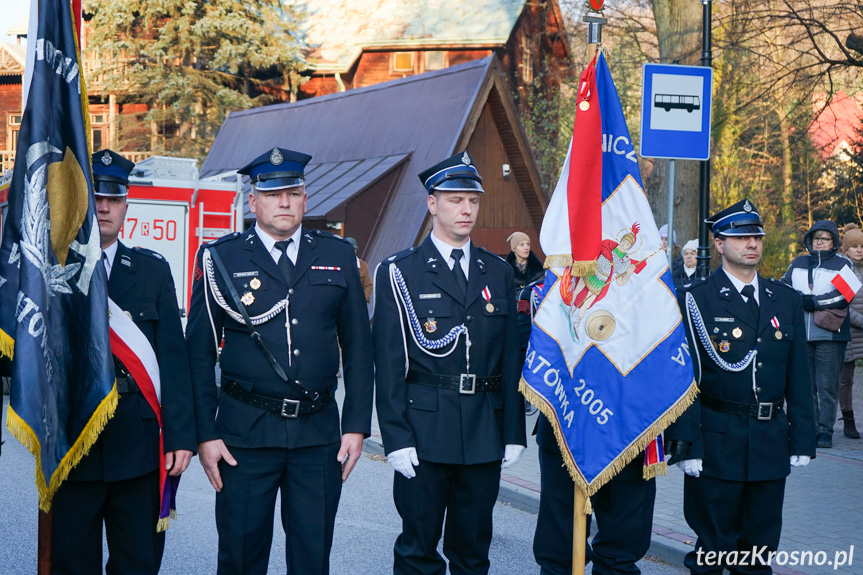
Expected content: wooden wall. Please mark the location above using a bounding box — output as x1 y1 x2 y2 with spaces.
0 82 22 150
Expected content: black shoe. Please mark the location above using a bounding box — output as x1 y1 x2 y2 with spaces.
816 432 833 448
841 410 861 439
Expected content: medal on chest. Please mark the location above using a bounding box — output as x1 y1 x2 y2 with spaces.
482 285 494 313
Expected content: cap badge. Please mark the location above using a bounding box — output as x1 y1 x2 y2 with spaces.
270 147 284 166
744 200 752 212
462 151 471 165
101 151 112 166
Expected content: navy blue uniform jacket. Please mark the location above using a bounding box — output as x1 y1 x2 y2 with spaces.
668 270 816 481
186 226 373 449
373 235 527 465
71 243 196 482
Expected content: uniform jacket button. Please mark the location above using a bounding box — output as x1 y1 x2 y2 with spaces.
293 349 300 357
289 288 294 295
139 312 144 317
757 337 762 343
757 362 763 368
292 318 299 325
466 315 473 322
756 387 762 393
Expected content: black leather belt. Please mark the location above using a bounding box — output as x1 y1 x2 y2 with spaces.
221 380 332 418
407 369 502 395
701 394 784 421
116 375 138 395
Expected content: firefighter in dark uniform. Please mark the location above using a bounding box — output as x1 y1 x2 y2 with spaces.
52 150 196 575
373 151 527 575
665 199 816 575
516 281 657 575
186 147 373 575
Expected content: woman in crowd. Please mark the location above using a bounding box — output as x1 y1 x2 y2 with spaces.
839 223 863 439
673 239 698 289
506 231 544 300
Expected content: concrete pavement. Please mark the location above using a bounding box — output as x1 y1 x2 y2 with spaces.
365 368 863 575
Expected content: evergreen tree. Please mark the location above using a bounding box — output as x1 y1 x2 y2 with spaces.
85 0 306 159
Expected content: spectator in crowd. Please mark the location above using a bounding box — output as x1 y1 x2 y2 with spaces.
346 237 374 304
673 239 698 290
505 231 544 300
660 224 683 277
782 220 853 448
839 223 863 439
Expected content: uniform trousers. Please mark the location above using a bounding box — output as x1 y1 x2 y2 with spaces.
683 475 786 575
215 443 342 575
533 449 655 575
393 459 501 575
52 470 164 575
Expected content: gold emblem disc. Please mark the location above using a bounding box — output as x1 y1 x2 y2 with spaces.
250 278 261 290
486 302 494 313
579 101 590 111
719 341 730 353
241 292 255 305
732 327 743 338
424 319 437 333
775 330 783 340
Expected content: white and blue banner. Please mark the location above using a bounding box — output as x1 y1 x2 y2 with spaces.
520 53 697 498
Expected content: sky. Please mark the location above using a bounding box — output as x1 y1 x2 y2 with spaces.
1 0 30 43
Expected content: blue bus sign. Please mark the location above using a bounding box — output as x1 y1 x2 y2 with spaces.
640 63 713 160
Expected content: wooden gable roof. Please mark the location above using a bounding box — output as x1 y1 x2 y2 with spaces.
201 56 545 266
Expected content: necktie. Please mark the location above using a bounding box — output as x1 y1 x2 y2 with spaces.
741 284 759 322
451 248 468 295
102 251 110 280
275 240 294 284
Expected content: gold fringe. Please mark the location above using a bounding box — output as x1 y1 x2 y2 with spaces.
0 328 13 360
6 383 118 512
544 254 573 269
642 461 667 480
583 493 592 515
157 516 170 533
521 376 698 504
569 261 597 278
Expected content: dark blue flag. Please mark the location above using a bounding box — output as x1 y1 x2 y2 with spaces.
0 0 116 511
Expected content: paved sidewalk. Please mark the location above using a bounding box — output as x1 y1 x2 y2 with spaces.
364 371 863 575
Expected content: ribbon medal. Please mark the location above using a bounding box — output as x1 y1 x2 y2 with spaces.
771 316 782 339
424 319 437 333
482 286 494 312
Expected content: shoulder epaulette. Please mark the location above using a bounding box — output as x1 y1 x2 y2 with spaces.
476 246 507 265
206 231 242 247
384 246 418 264
681 276 708 291
766 277 796 292
131 246 168 263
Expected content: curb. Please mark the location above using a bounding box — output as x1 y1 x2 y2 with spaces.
362 437 691 568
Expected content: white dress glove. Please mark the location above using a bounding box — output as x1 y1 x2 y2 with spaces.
387 447 419 479
501 444 525 469
678 458 703 477
790 455 810 468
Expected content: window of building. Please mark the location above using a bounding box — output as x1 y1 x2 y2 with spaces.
393 52 414 72
424 51 446 71
522 36 534 84
9 115 22 126
91 114 105 124
10 128 19 151
92 128 104 151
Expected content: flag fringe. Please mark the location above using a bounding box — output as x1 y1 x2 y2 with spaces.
6 384 118 512
520 376 698 510
544 255 573 269
642 461 666 480
0 328 13 360
570 261 597 279
157 509 179 533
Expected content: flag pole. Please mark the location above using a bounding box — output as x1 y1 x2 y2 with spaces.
573 489 588 574
573 4 607 574
38 509 53 575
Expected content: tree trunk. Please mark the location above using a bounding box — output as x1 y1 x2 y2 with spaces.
646 0 704 246
775 104 795 262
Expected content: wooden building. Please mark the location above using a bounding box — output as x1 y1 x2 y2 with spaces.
200 56 546 265
293 0 572 113
0 42 25 173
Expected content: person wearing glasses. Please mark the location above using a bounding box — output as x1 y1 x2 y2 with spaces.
781 220 854 449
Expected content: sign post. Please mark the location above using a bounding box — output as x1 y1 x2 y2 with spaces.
640 63 713 272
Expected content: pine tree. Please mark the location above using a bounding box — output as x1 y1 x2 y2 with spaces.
85 0 306 159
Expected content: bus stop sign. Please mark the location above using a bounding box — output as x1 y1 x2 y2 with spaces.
640 63 713 160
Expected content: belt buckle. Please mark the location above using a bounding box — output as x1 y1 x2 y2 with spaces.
459 374 476 395
281 398 301 418
757 402 773 420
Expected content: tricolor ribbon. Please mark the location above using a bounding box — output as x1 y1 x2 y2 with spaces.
108 298 178 532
